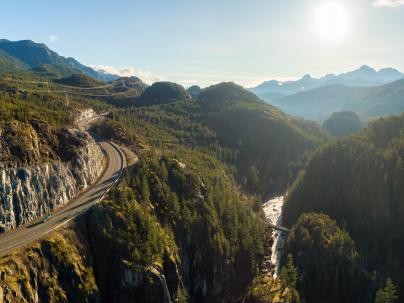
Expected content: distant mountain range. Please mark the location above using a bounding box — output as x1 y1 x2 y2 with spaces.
249 65 404 122
0 39 119 81
250 65 404 98
270 79 404 121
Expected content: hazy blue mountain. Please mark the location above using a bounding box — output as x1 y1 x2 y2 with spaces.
255 91 286 102
271 79 404 121
187 85 202 99
0 39 119 81
251 74 319 96
250 65 404 100
323 111 363 137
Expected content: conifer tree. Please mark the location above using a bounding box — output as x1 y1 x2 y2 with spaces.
280 254 298 289
375 278 398 303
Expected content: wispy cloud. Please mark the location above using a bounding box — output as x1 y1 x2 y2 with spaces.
372 0 404 7
89 65 164 84
179 79 198 87
48 34 58 43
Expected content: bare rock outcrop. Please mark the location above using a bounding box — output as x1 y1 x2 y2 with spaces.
0 129 104 232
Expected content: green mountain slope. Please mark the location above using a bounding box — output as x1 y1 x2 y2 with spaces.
283 113 404 302
54 73 106 88
30 63 82 79
135 82 191 106
0 39 66 67
0 49 27 74
198 83 329 196
105 82 329 197
283 213 360 303
0 39 117 81
0 58 329 302
323 111 363 137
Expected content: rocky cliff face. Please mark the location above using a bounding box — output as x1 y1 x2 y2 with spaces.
0 129 104 232
74 108 97 130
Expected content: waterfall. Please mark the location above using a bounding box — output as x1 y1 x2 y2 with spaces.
262 196 286 278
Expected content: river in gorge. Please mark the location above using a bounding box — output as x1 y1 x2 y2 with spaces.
262 196 286 278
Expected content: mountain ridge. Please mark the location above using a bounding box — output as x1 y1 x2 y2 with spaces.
0 39 119 81
269 78 404 121
250 65 404 98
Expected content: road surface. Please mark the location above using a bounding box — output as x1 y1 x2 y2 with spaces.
0 138 126 256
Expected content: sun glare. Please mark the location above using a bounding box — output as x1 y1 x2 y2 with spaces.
313 2 351 43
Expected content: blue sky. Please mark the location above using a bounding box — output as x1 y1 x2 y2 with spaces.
1 0 404 87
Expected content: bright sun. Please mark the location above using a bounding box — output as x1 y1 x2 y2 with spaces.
313 2 351 43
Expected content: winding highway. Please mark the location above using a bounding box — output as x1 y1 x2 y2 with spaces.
0 138 126 257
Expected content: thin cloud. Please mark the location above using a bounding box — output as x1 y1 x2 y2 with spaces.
372 0 404 7
48 34 58 43
89 64 164 84
180 79 198 87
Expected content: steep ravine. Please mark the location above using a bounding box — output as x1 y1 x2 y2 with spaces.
0 129 104 232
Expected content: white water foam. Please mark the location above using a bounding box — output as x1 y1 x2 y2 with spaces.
262 196 286 278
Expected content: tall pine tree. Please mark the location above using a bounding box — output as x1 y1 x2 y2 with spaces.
375 278 398 303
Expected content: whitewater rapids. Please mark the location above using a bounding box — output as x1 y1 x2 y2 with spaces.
262 196 286 278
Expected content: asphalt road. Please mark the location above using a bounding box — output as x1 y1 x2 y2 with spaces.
0 138 126 257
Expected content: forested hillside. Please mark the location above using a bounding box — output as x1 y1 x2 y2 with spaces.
0 79 269 302
54 73 105 88
106 82 329 197
0 39 117 81
2 2 404 301
323 111 363 137
0 50 26 75
87 153 266 302
283 113 404 302
0 76 109 128
197 83 329 196
0 42 329 302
